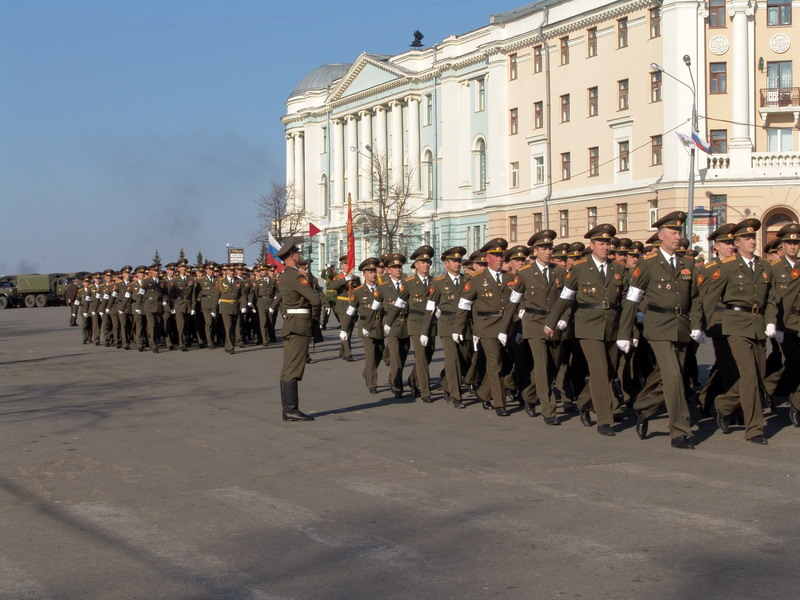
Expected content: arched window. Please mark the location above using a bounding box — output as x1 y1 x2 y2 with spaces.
473 138 487 192
423 150 434 199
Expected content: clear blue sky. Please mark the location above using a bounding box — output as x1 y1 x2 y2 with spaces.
0 0 523 274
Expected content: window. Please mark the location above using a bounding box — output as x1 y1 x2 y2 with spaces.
510 162 520 188
509 216 518 240
710 63 727 94
561 94 570 122
618 18 628 48
650 7 661 37
767 128 793 151
588 147 599 176
588 87 598 116
423 150 434 199
617 203 628 233
475 139 487 191
534 156 545 185
710 130 727 153
510 108 519 135
709 0 726 28
534 45 543 73
618 141 630 172
560 37 569 65
587 28 597 57
649 199 659 229
618 79 629 110
321 126 328 152
767 0 791 26
509 53 518 80
424 94 433 125
475 78 485 112
766 61 792 90
651 135 663 165
561 152 571 180
587 206 598 229
534 101 544 129
560 210 569 238
710 194 727 224
534 212 543 233
651 71 662 102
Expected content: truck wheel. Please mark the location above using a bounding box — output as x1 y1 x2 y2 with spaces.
0 296 7 309
24 295 36 308
35 294 48 307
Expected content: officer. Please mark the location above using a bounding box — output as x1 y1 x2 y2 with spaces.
455 238 515 416
172 259 196 351
117 266 134 349
406 245 436 403
214 263 243 354
340 258 385 394
162 263 178 349
276 236 321 422
619 211 701 449
371 254 411 398
77 276 94 343
502 245 532 405
552 243 569 268
545 224 627 436
197 262 218 348
141 264 167 353
701 218 777 444
463 250 487 393
253 264 277 346
65 278 80 326
504 230 569 424
328 256 356 359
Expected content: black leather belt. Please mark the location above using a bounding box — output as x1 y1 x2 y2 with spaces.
648 306 689 315
477 311 503 317
409 308 426 315
725 303 763 315
524 307 549 315
438 309 456 316
577 302 618 310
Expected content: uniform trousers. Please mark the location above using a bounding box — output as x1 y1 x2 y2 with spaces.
119 312 132 346
385 335 410 392
633 340 692 438
91 312 102 343
133 312 146 347
109 311 121 345
69 302 79 326
477 338 506 408
408 334 435 396
361 335 383 388
524 337 561 418
201 308 217 346
578 339 616 427
220 312 238 352
175 311 192 348
439 336 470 401
281 332 309 381
81 312 92 342
145 312 164 349
698 337 734 410
163 312 177 347
774 332 800 411
715 335 766 439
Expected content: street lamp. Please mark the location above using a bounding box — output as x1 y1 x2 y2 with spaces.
651 56 698 241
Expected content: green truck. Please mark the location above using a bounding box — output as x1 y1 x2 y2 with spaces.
0 272 89 308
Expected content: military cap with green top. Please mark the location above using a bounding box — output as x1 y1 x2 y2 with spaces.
480 237 509 255
504 245 530 261
276 236 302 260
440 246 467 261
652 210 687 230
707 223 736 242
777 222 800 241
733 217 761 236
410 245 435 262
359 257 381 271
528 229 557 247
384 253 406 268
567 241 585 258
584 223 617 240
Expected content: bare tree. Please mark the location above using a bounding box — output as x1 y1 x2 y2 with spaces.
251 182 310 244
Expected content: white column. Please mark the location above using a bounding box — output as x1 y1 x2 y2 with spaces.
346 114 359 202
390 99 404 188
406 96 420 193
285 134 295 189
359 109 373 200
293 132 305 210
332 118 344 206
728 0 753 170
375 105 388 168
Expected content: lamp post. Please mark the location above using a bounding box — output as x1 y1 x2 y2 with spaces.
651 56 697 241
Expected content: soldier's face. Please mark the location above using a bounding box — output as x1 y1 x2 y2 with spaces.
658 228 681 252
363 269 378 284
508 258 525 273
206 268 214 276
590 240 609 261
415 260 431 276
614 253 627 265
783 240 799 258
486 253 503 271
472 263 486 274
444 258 462 275
388 265 402 279
626 255 639 268
178 267 187 275
715 240 735 258
534 246 552 264
735 234 757 256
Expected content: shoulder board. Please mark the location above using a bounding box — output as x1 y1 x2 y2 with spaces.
434 275 446 281
404 276 415 282
771 258 782 266
703 259 718 269
643 253 657 260
353 284 365 291
722 256 737 263
573 258 588 266
519 264 532 271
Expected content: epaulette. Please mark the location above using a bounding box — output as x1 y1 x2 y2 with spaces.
519 264 532 271
771 258 782 266
573 258 588 266
353 284 365 291
435 275 446 281
643 253 657 260
703 259 718 269
722 255 737 263
405 276 415 282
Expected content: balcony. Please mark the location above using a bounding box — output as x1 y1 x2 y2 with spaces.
759 88 800 125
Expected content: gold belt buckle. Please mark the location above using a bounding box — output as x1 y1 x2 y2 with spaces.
601 300 610 309
751 304 760 315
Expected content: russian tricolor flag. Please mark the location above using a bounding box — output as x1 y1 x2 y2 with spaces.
691 130 712 154
266 231 284 271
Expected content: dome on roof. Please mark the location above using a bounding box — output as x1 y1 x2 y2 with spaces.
290 63 351 98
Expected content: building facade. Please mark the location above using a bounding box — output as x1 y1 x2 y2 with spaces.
283 0 800 267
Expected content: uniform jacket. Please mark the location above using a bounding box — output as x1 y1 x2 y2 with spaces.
213 277 243 315
455 269 517 338
253 276 277 309
171 275 196 313
341 283 384 340
374 277 409 338
276 266 321 336
140 277 167 314
404 273 433 336
505 261 569 341
197 276 216 311
769 256 800 333
422 273 465 337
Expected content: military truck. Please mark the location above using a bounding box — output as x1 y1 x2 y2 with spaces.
0 278 18 309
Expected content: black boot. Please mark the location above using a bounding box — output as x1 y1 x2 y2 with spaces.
282 380 314 422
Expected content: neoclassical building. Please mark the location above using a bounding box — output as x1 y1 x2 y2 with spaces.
283 0 799 266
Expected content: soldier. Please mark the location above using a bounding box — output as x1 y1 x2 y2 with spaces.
88 272 102 345
253 264 277 346
276 237 321 421
105 270 121 348
701 218 777 444
77 276 94 343
162 263 178 349
117 266 134 349
551 243 569 268
463 250 487 393
340 258 385 394
502 245 531 404
406 245 436 402
618 211 701 449
140 264 167 353
371 254 411 398
455 238 516 416
423 247 469 408
504 230 569 424
172 260 196 351
328 256 354 358
131 266 147 350
65 278 80 327
234 263 250 347
197 262 218 349
545 224 627 436
214 263 243 354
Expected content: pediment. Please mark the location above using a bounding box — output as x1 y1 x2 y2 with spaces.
329 54 410 102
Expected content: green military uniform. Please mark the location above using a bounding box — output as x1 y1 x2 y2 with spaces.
213 265 244 354
162 265 178 349
130 267 147 350
197 264 218 348
117 267 134 349
77 278 94 343
371 254 411 398
141 266 167 353
171 263 196 351
406 245 436 402
253 266 278 346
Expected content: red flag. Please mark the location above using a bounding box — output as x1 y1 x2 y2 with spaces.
309 222 321 237
346 193 355 275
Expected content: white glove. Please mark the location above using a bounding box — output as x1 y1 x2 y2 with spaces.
557 320 568 331
162 301 168 307
118 310 123 315
190 310 195 315
74 300 80 306
339 330 348 341
616 340 631 353
765 323 776 338
518 309 525 319
268 308 274 315
775 330 785 343
473 336 480 351
248 302 253 307
252 308 257 313
345 272 354 281
91 311 96 316
138 288 145 295
169 309 175 314
383 324 391 335
515 332 523 345
435 308 441 319
636 311 645 324
632 338 639 348
210 312 216 318
103 294 109 300
240 307 247 314
83 312 88 318
361 328 369 337
420 335 429 347
95 293 101 299
452 333 463 343
105 308 110 314
498 332 508 346
690 329 706 343
134 309 141 314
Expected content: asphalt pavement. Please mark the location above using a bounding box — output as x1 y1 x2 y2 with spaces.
1 307 798 600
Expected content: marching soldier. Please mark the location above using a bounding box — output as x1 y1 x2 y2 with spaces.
422 247 469 408
276 237 321 421
329 256 356 360
618 211 701 449
77 275 94 343
406 245 436 403
65 278 80 327
701 218 777 444
545 224 627 436
504 230 569 424
455 238 515 416
162 263 178 349
214 263 243 354
371 254 411 398
172 260 196 351
463 250 487 393
197 262 218 349
501 245 531 404
89 272 102 345
117 266 134 349
140 264 167 353
253 264 277 346
340 258 385 394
